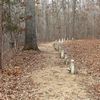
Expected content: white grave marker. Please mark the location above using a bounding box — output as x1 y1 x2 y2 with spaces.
70 59 76 74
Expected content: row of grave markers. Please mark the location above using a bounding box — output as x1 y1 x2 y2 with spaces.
53 39 77 74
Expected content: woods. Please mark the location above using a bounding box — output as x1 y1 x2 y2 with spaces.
0 0 100 100
1 0 100 53
0 0 99 66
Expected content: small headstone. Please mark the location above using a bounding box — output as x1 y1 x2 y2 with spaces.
70 59 76 74
53 40 59 51
59 39 61 43
61 38 64 43
60 50 65 59
72 37 74 40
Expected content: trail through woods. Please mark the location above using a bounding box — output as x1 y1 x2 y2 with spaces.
0 42 99 100
31 43 94 100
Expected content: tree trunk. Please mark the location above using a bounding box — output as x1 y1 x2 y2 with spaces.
23 0 39 50
0 1 3 69
72 0 77 39
67 0 70 39
62 0 68 39
8 0 15 48
41 0 50 41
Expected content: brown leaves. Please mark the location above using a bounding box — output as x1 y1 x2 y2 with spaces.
63 39 100 99
0 50 45 99
2 66 22 76
64 39 100 77
94 84 100 93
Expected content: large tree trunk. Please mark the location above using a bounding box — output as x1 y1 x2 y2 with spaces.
23 0 39 50
0 1 3 69
8 0 15 48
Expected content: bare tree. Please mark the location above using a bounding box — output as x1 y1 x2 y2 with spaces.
72 0 77 38
62 0 68 39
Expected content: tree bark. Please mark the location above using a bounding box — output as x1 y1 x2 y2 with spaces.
0 1 3 69
62 0 67 39
72 0 77 39
23 0 39 50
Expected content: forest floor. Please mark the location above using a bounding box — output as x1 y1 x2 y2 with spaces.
0 40 100 100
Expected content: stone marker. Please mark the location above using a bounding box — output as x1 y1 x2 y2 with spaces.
61 38 64 43
64 54 68 64
72 37 74 40
70 59 76 74
54 42 59 51
60 49 65 59
59 39 61 43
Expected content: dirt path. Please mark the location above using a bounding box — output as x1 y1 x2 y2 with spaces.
31 43 93 100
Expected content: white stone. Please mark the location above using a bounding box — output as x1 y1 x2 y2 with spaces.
66 58 70 65
59 39 61 43
61 50 65 59
72 37 74 40
61 38 64 43
70 59 75 74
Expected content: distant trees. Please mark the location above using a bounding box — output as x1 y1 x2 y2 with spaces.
35 0 100 40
